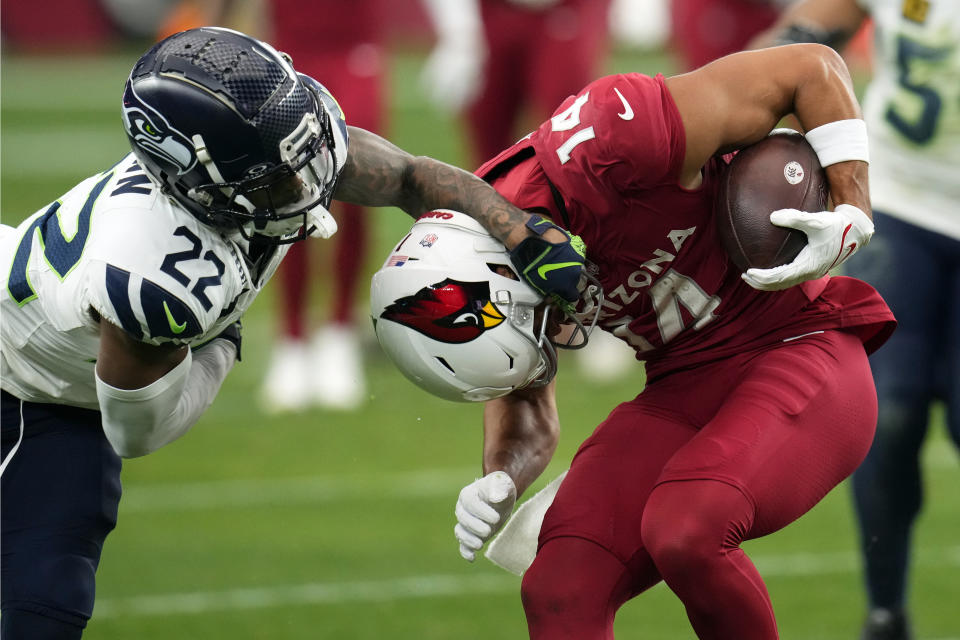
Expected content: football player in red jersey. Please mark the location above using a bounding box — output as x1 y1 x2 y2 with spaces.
479 45 895 639
258 0 388 412
378 43 896 639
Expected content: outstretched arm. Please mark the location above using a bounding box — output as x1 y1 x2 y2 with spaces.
335 126 534 250
335 127 586 303
454 382 560 561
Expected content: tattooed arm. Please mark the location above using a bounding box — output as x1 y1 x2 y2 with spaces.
334 126 546 250
334 126 587 303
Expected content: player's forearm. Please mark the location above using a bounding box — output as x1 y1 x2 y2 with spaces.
781 46 870 213
825 161 871 217
482 382 560 497
404 155 535 249
335 127 533 249
96 340 236 457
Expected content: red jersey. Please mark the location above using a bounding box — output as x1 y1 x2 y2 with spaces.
477 73 895 379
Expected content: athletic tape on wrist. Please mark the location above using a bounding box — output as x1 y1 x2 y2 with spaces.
804 119 869 167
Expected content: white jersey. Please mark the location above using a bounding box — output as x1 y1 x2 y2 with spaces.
858 0 960 239
0 154 287 409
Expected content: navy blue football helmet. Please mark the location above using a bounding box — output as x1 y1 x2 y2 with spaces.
122 27 349 243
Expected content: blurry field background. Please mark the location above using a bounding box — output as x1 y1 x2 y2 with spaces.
2 33 958 640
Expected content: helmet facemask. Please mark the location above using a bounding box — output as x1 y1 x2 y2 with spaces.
544 268 604 351
187 104 341 244
523 270 604 389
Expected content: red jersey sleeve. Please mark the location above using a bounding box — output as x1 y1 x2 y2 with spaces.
532 73 686 195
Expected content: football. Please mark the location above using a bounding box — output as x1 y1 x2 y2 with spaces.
715 129 827 272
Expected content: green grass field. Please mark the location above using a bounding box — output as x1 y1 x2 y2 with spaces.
2 46 958 639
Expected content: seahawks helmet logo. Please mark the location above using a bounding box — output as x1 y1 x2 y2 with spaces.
122 83 196 175
381 279 505 344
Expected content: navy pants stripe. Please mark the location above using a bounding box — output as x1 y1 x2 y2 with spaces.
1 390 122 637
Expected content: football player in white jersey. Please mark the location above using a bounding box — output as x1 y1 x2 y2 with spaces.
0 27 586 639
755 2 960 638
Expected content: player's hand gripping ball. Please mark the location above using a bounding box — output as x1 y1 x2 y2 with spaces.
716 130 827 272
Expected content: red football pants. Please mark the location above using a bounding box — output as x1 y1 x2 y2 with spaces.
522 329 877 639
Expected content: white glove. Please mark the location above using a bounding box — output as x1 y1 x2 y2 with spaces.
420 38 485 113
454 471 517 561
742 204 874 291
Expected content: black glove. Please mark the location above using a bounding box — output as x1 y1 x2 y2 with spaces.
508 215 587 309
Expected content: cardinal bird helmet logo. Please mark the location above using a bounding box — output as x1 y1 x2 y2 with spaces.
380 279 506 344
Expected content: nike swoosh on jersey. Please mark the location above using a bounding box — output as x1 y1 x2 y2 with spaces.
537 261 582 279
613 88 634 121
163 300 187 334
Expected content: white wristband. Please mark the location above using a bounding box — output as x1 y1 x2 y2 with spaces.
804 119 869 167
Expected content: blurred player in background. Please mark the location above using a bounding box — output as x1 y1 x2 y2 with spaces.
374 43 896 638
0 27 584 639
669 0 787 70
421 0 613 168
422 0 636 382
754 2 960 639
258 0 388 412
608 0 671 50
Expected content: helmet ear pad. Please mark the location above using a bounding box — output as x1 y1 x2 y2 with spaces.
370 211 556 403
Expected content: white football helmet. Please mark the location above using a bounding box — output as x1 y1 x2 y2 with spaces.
371 211 559 402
